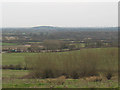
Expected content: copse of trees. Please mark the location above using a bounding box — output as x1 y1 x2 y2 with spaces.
43 40 68 50
25 48 118 79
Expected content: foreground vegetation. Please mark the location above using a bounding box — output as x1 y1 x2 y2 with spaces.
3 70 118 88
2 47 118 88
25 48 118 79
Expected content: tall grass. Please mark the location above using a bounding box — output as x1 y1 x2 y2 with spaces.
25 48 118 79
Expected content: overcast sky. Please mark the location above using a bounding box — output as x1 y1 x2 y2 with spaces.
1 2 118 27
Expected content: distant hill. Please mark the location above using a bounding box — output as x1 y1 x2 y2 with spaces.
33 26 57 29
32 26 118 31
2 26 118 31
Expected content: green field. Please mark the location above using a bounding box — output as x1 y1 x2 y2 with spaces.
2 47 118 88
1 43 18 46
2 53 37 65
2 70 118 88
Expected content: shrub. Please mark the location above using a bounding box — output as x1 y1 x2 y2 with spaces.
85 76 102 82
104 69 114 80
105 72 113 80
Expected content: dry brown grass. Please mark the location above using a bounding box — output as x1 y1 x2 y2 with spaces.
46 76 66 85
85 76 102 82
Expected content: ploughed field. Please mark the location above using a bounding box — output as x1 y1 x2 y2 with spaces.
2 47 118 88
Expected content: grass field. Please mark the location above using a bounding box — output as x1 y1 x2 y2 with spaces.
2 43 18 46
2 47 118 88
2 53 37 65
2 70 118 88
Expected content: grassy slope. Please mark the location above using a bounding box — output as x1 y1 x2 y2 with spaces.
2 43 18 46
2 53 37 65
3 70 118 88
2 47 118 88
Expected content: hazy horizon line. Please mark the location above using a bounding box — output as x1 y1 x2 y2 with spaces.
0 25 118 28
